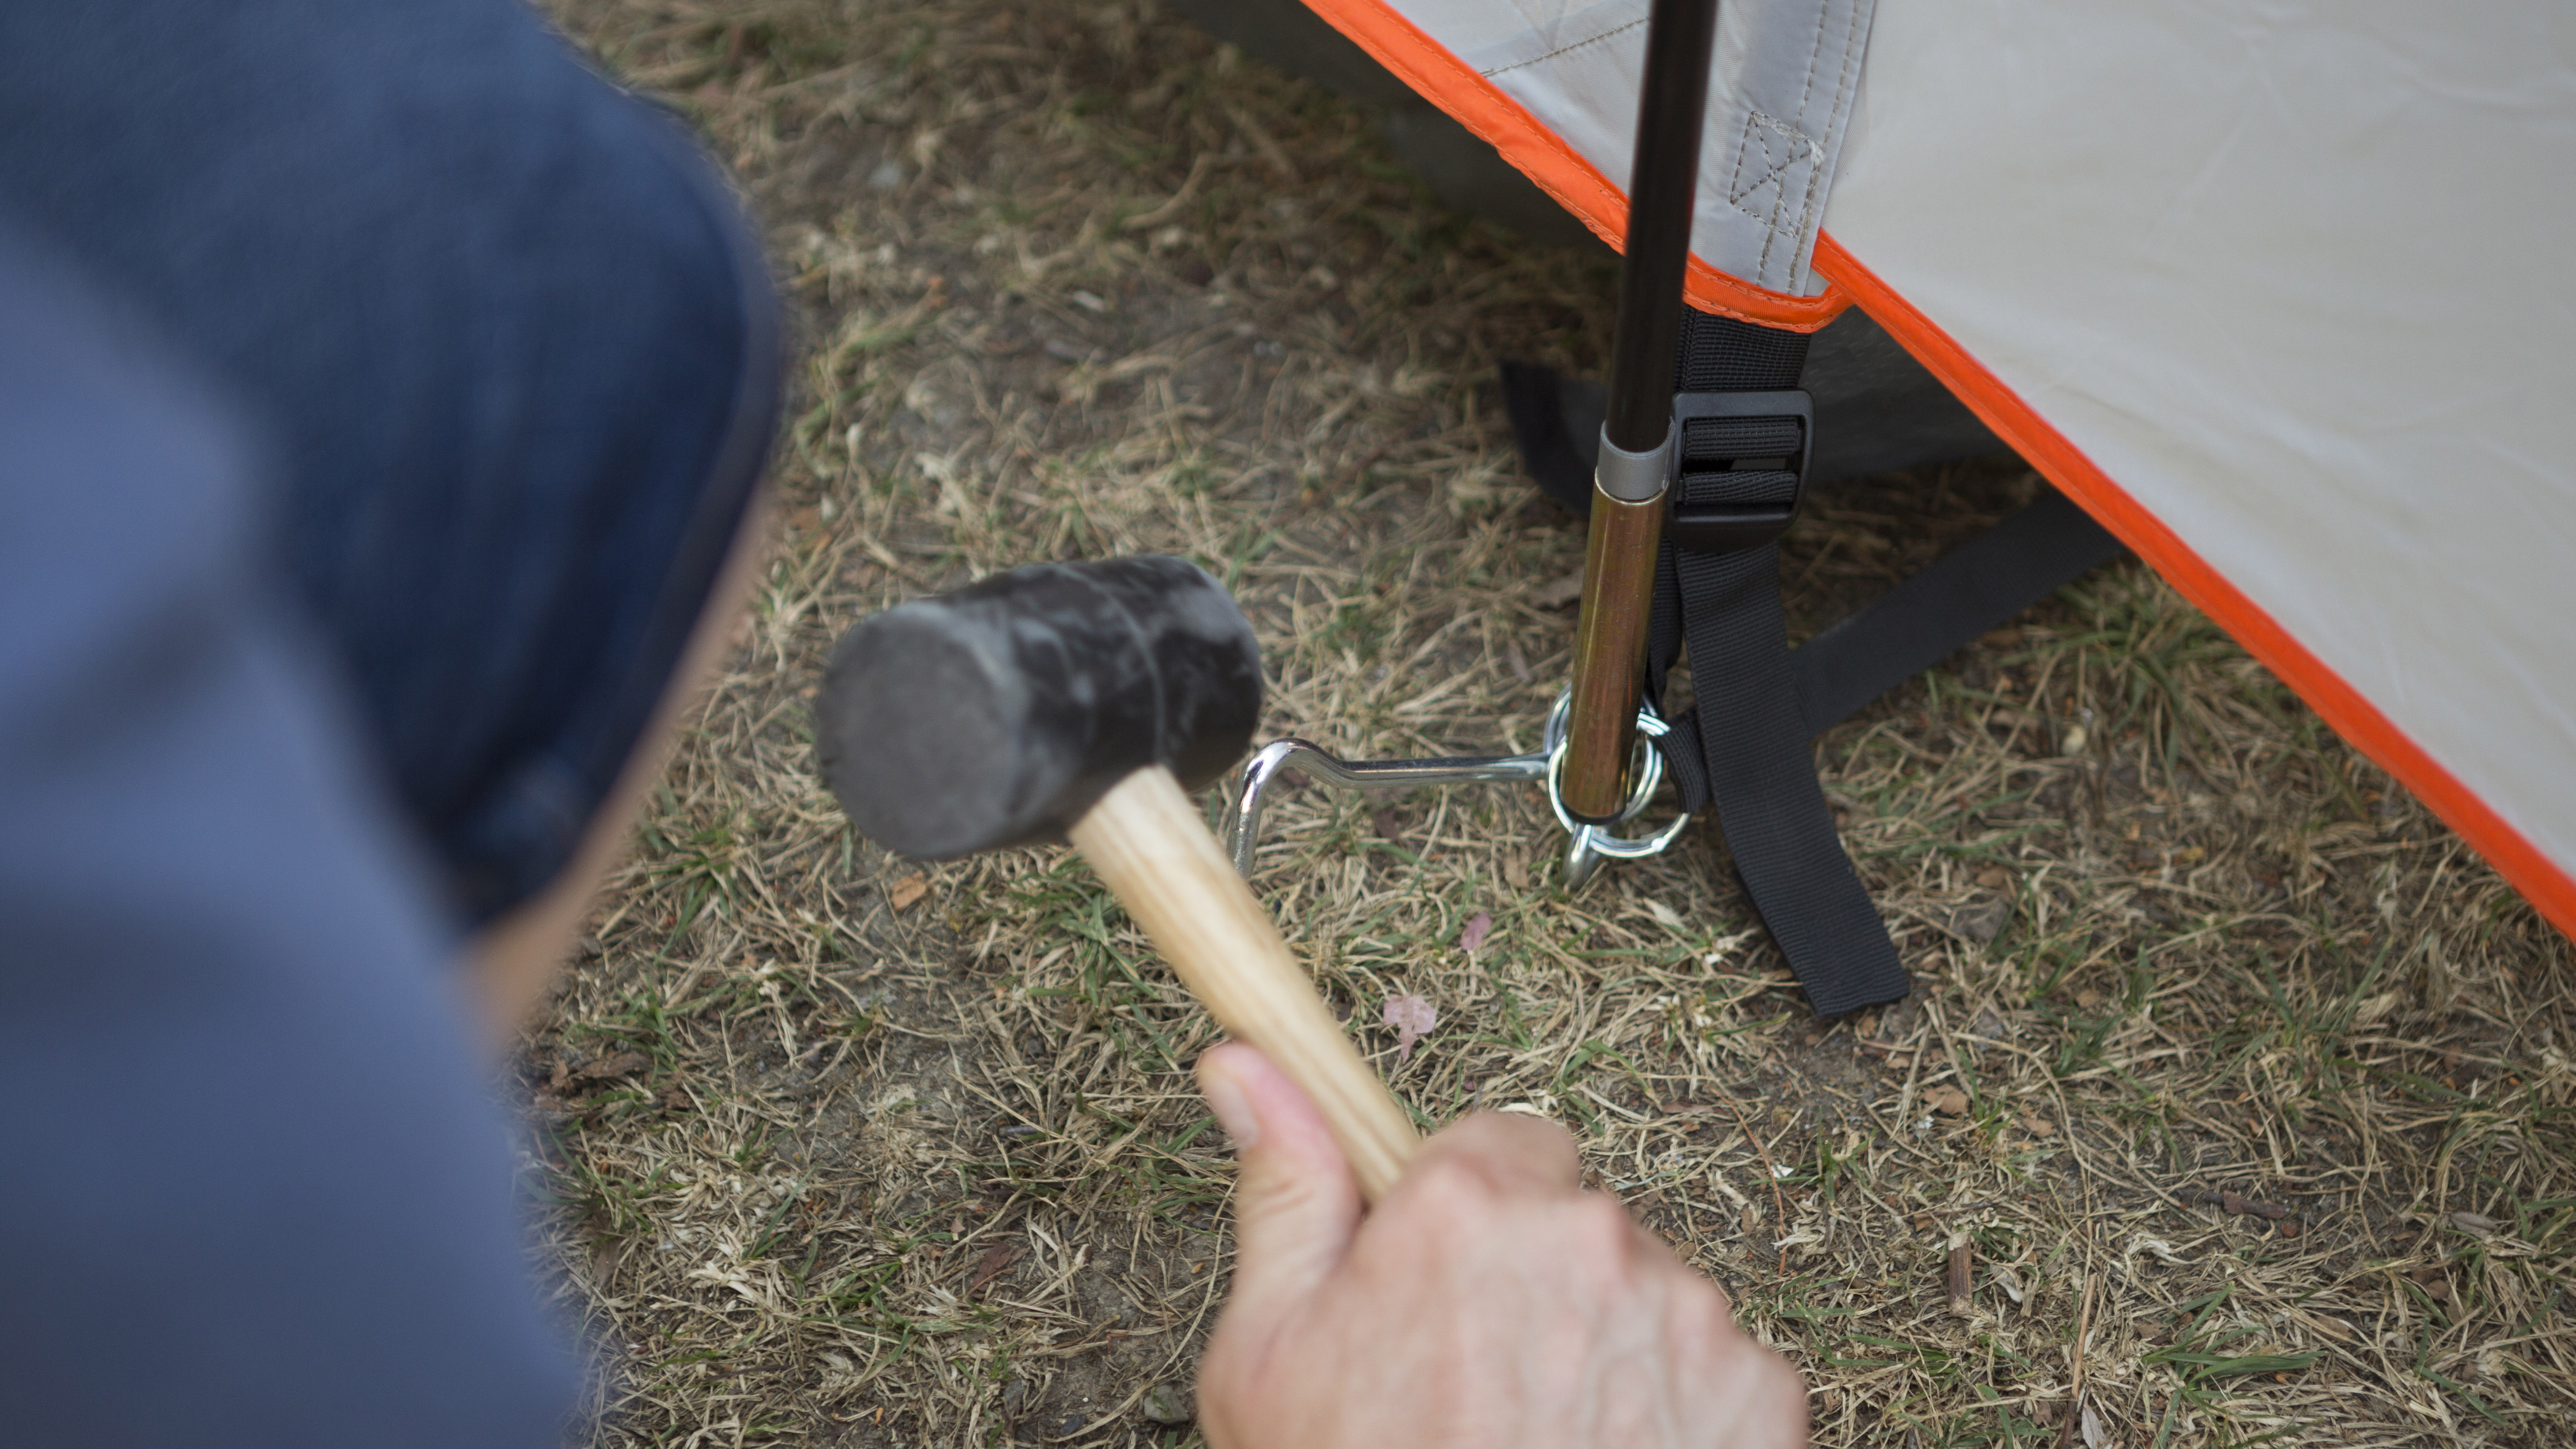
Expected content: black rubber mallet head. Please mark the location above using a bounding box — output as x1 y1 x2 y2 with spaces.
816 555 1261 859
813 555 1415 1199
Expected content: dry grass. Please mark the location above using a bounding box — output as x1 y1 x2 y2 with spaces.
524 1 2576 1444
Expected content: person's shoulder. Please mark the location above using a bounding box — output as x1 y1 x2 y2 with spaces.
0 220 583 1449
0 217 264 547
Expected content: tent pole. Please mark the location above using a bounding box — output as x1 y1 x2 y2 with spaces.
1559 0 1720 824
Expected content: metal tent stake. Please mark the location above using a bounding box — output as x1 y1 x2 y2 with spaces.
1219 691 1691 888
1224 0 1720 888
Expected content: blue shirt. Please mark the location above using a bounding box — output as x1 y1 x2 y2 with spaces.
0 229 579 1444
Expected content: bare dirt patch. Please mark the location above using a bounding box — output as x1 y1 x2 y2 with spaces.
528 2 2576 1443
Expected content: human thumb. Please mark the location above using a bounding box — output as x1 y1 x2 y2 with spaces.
1196 1042 1360 1330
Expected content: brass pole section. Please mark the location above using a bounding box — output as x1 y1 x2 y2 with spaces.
1556 0 1715 829
1560 486 1666 820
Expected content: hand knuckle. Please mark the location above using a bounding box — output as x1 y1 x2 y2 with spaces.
1409 1152 1507 1219
1568 1194 1639 1260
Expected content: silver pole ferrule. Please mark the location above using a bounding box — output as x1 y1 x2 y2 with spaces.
1592 420 1675 503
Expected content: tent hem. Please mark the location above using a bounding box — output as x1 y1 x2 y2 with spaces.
1810 230 2576 944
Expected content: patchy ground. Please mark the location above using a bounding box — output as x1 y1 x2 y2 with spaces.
526 2 2576 1444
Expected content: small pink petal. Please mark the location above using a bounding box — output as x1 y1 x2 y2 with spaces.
1458 911 1494 954
1382 993 1437 1063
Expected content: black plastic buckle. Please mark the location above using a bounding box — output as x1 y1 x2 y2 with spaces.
1663 388 1811 554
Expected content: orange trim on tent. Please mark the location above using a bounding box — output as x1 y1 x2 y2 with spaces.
1811 232 2576 941
1297 0 1850 332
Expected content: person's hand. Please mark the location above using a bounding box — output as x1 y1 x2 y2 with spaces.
1193 1043 1808 1448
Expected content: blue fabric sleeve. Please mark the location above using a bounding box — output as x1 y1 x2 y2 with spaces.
0 0 780 925
0 234 580 1442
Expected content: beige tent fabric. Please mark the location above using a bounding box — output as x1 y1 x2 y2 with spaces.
1822 0 2576 895
1390 0 1873 294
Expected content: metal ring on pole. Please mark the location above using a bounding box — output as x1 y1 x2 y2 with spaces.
1541 693 1694 886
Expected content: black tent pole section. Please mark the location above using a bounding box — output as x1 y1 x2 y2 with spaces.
1602 0 1720 451
1559 0 1722 822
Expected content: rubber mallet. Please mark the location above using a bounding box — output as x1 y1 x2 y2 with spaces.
814 555 1417 1201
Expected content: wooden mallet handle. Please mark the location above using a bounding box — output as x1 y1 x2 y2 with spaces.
813 557 1413 1195
1068 764 1419 1202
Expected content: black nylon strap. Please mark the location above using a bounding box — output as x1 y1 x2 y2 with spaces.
1677 312 1810 389
1792 489 2123 735
1499 359 1599 515
1654 487 2125 751
1684 414 1803 459
1674 541 1914 1017
1646 311 1910 1018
